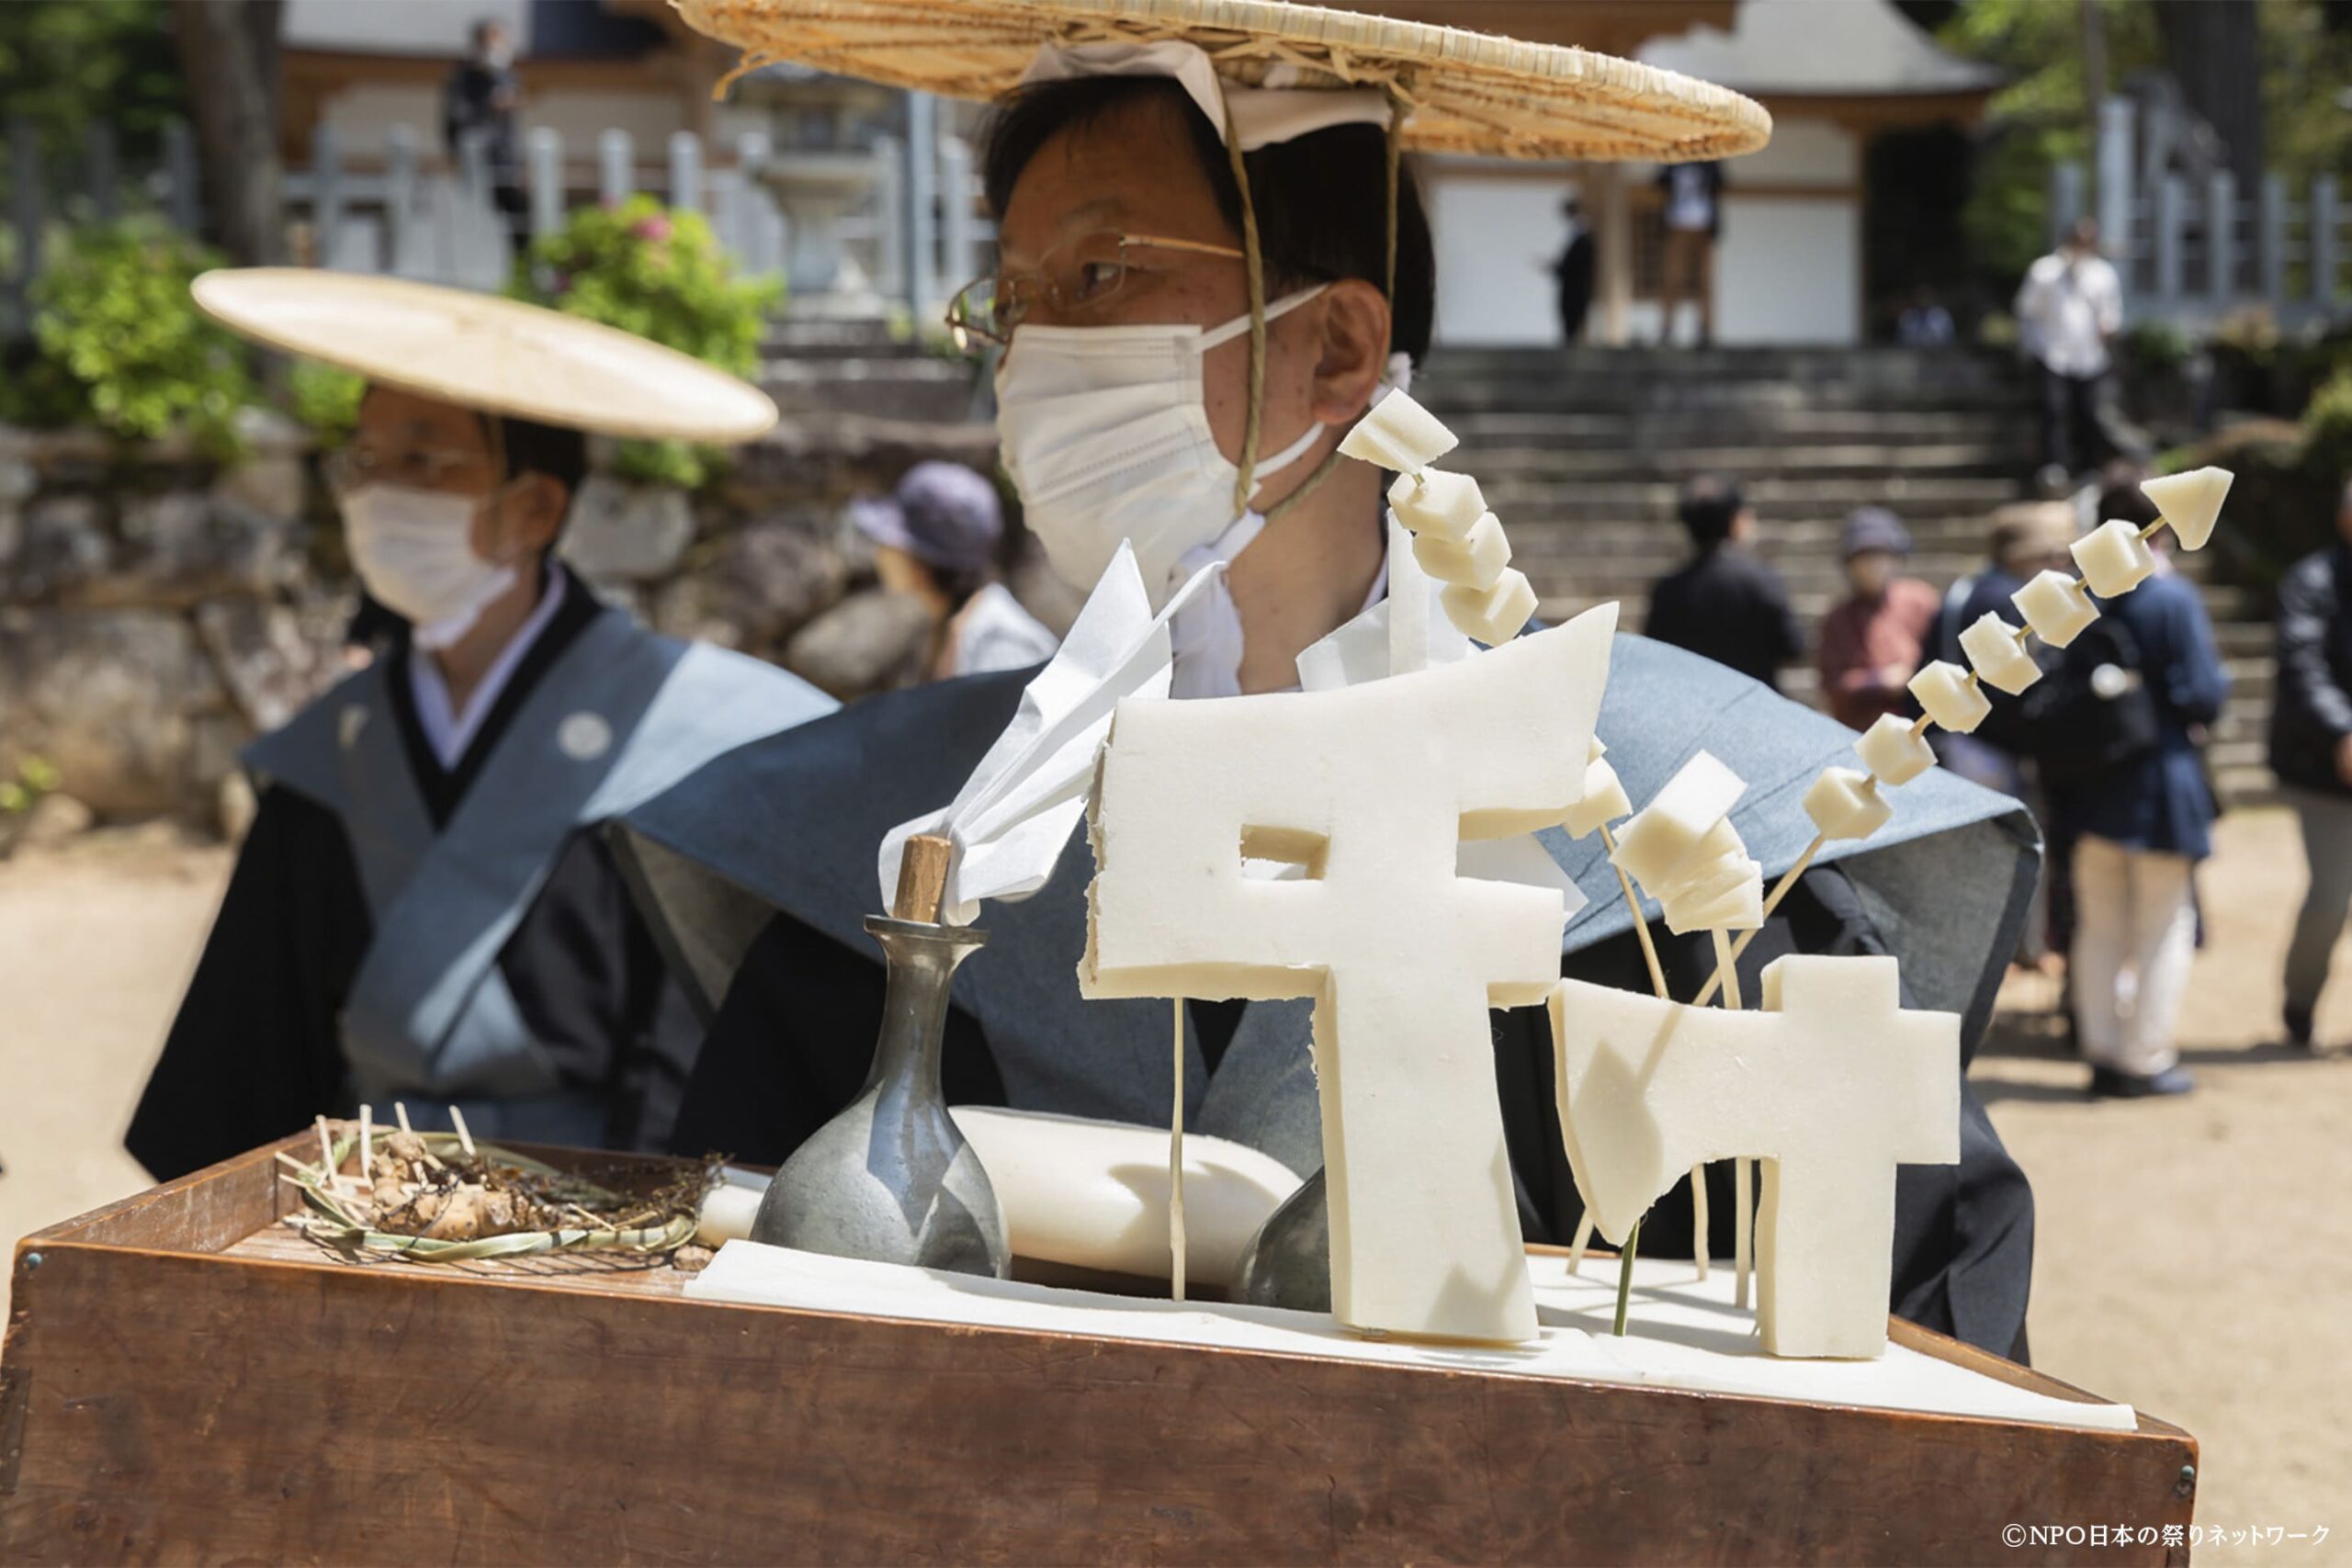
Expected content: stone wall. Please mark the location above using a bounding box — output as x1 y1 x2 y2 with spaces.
0 410 1029 841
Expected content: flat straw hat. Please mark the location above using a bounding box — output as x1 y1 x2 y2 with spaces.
190 269 780 444
678 0 1770 162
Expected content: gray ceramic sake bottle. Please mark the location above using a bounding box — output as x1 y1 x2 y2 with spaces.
749 835 1010 1278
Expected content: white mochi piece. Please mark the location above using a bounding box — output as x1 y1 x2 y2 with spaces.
1660 851 1763 933
1412 513 1512 592
1338 386 1459 474
1610 751 1747 898
2011 570 2099 649
1551 955 1962 1358
1561 756 1632 839
2140 466 2232 551
1957 612 2041 696
1802 766 1893 842
1085 604 1620 1345
1442 568 1537 647
1389 469 1486 541
2070 518 2156 599
1907 660 1992 734
1855 714 1936 786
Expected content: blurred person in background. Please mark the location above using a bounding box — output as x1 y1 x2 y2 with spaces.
851 460 1058 681
446 18 526 250
126 275 831 1180
1896 287 1955 348
1934 502 2076 796
1546 193 1595 344
2042 482 2228 1098
1645 473 1804 692
2271 477 2352 1051
1654 159 1723 347
1816 505 1939 732
2014 217 2122 492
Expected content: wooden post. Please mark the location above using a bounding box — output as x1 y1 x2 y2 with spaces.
2048 160 2083 251
2207 169 2237 307
871 133 906 300
902 90 939 316
2260 172 2288 312
2155 174 2186 309
598 128 634 209
1594 161 1631 347
527 127 563 242
85 122 119 221
939 133 975 302
385 124 418 275
9 116 43 334
2315 175 2341 310
668 130 703 213
311 122 343 269
163 116 201 233
2095 96 2134 281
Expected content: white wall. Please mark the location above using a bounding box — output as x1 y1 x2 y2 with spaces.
1429 175 1577 346
1712 196 1860 344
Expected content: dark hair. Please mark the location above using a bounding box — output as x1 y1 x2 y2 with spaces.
2097 461 2159 530
1678 474 1745 548
979 76 1435 362
493 413 588 501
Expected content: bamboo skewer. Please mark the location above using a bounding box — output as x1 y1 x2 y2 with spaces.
1594 820 1674 1331
1170 998 1189 1303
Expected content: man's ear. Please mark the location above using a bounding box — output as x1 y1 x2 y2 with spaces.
492 473 570 559
1307 277 1394 427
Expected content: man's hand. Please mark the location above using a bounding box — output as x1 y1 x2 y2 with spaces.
2334 732 2352 787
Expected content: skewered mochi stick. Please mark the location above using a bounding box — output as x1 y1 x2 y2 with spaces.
1412 513 1512 592
2141 466 2233 551
1562 744 1633 840
1856 714 1937 785
1958 612 2041 695
1802 767 1893 842
1387 469 1486 542
2012 569 2099 648
1907 660 1993 733
1442 570 1538 647
1338 385 1459 473
2071 518 2157 599
1611 751 1747 895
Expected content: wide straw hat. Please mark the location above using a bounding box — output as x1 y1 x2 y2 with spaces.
190 269 780 443
677 0 1771 163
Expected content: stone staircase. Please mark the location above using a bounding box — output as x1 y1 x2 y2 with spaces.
1416 345 2278 802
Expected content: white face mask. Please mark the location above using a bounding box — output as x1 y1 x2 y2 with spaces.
340 484 517 651
996 286 1332 608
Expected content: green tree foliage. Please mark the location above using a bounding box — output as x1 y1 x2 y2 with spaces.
0 0 184 199
513 195 782 488
4 218 254 455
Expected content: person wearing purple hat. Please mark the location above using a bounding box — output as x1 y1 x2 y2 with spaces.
1816 505 1939 732
850 461 1058 681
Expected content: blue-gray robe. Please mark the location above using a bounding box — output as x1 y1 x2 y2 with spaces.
619 634 2041 1356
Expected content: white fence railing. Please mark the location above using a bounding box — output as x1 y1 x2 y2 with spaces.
3 106 991 334
2052 96 2348 331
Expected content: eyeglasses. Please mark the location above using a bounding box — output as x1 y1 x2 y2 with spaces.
944 230 1249 349
322 437 495 496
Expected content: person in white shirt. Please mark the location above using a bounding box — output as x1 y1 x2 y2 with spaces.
2014 218 2124 488
851 459 1060 679
1654 159 1724 346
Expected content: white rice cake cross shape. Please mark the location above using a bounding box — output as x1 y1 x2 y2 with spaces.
1084 604 1620 1346
1549 954 1961 1359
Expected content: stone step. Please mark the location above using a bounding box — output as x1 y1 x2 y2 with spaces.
1483 474 2025 522
1465 442 2023 480
1426 383 2032 416
759 355 979 423
1433 410 2031 444
1424 344 2029 388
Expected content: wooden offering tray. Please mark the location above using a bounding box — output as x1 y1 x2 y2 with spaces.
2 1138 2196 1565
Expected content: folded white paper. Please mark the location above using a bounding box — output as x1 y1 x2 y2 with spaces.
877 542 1223 925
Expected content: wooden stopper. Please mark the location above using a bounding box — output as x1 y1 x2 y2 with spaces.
892 833 954 923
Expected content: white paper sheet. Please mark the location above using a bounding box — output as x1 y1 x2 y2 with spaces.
688 1242 2137 1433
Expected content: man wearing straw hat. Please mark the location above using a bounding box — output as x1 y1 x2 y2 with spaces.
621 1 2043 1359
125 273 835 1180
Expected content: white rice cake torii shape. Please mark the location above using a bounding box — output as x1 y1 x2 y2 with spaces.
1084 604 1621 1345
1549 954 1961 1358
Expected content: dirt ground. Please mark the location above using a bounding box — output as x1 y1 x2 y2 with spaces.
2 810 2347 1545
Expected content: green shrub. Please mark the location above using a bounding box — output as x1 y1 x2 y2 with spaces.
513 195 780 490
2122 319 2192 374
288 360 367 446
2305 367 2352 487
11 218 253 456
